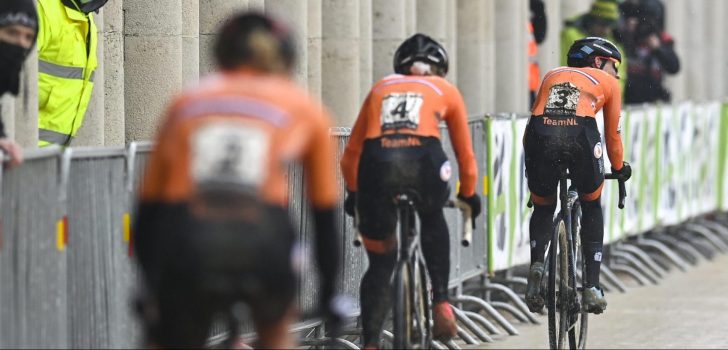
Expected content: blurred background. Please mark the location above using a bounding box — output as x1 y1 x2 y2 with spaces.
1 0 725 147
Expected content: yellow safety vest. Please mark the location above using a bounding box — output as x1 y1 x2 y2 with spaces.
37 0 98 146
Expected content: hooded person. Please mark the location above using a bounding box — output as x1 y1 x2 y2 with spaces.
0 0 38 168
36 0 109 147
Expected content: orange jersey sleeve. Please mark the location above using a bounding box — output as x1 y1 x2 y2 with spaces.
602 75 624 170
442 83 477 197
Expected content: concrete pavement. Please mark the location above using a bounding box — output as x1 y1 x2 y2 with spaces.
477 253 728 349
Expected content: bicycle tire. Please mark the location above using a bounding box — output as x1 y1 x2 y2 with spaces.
568 205 588 349
548 217 569 349
412 256 432 348
393 260 413 349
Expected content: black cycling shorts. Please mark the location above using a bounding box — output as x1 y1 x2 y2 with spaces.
524 115 605 203
135 203 297 349
356 135 451 240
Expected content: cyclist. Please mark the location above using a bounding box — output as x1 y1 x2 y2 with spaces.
133 12 344 349
524 36 632 314
341 33 482 347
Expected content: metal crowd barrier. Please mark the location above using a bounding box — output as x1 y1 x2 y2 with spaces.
1 101 727 349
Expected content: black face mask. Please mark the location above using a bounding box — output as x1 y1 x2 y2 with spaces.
0 41 27 96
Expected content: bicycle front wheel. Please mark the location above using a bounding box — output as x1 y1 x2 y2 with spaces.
547 218 569 349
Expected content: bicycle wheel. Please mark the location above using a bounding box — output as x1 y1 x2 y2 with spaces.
547 218 569 349
568 206 588 350
393 260 413 349
411 256 432 349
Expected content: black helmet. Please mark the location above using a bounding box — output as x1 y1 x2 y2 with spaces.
567 36 621 68
393 33 448 76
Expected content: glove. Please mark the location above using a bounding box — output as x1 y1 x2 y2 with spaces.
612 161 632 181
457 193 482 220
344 191 356 217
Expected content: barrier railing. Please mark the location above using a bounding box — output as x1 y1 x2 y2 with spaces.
0 101 726 347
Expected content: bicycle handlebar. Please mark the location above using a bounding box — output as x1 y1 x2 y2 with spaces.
526 172 628 210
604 173 627 209
445 199 473 247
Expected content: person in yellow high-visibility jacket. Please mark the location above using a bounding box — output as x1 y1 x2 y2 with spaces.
36 0 108 146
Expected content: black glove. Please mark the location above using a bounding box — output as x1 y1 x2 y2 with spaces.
344 191 356 217
457 193 482 220
612 161 632 181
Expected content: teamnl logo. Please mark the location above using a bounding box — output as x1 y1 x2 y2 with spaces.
543 116 578 126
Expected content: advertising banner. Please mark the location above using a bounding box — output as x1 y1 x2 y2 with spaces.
486 115 516 272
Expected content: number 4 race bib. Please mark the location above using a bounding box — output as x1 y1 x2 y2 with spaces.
380 92 424 131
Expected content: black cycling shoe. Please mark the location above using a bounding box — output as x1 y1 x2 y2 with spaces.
525 262 545 313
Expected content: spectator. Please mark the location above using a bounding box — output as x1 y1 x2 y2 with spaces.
561 0 628 91
36 0 108 146
528 0 547 107
619 0 679 104
0 0 38 168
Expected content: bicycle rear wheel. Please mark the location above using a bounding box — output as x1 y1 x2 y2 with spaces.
412 256 432 348
393 260 413 349
547 218 569 349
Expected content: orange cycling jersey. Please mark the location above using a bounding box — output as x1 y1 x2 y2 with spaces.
341 74 478 196
141 70 339 209
531 66 624 170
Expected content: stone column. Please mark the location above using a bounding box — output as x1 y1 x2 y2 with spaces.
182 0 200 85
405 0 416 34
372 0 407 81
538 0 562 73
560 0 591 21
663 0 687 102
307 0 322 96
456 0 490 115
416 0 448 79
12 49 39 147
495 0 528 113
321 0 359 126
684 0 707 101
124 0 183 141
73 10 105 146
266 0 308 85
101 0 124 146
359 0 373 100
706 0 725 100
199 0 250 76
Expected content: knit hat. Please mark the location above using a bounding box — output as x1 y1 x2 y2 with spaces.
0 0 38 32
587 0 620 25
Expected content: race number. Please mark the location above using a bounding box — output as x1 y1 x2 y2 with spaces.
545 82 580 116
380 92 424 131
191 122 269 190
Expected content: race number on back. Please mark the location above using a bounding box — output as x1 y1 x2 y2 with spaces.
545 82 580 116
380 92 424 131
191 122 269 191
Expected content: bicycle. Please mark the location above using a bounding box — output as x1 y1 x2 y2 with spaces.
530 164 626 350
354 193 472 349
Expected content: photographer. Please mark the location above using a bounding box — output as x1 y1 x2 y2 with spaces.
620 0 680 104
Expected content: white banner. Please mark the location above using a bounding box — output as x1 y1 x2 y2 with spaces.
657 105 680 226
487 116 516 272
511 117 531 268
621 108 643 236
